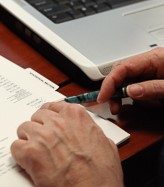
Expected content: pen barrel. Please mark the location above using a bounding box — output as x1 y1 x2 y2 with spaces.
65 90 99 103
65 85 128 104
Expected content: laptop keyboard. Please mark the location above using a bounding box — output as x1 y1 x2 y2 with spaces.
25 0 144 24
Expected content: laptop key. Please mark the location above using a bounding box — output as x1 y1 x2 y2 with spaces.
51 13 73 23
28 0 53 7
82 0 97 7
79 6 96 16
39 4 72 15
69 1 84 9
93 3 111 12
69 10 85 19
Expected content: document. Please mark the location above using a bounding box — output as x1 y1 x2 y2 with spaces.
0 55 130 186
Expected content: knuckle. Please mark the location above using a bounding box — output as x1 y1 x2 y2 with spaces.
64 104 90 121
152 81 163 98
111 60 123 70
150 47 164 63
48 114 64 127
24 143 41 157
22 143 39 156
66 103 85 114
40 102 51 108
10 140 19 153
17 121 30 135
40 129 56 142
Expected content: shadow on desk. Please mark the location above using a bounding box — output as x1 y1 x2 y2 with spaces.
118 100 164 132
118 102 164 187
122 140 164 187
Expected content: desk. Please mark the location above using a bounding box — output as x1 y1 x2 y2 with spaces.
0 21 163 187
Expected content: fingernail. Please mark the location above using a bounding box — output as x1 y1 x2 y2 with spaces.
127 84 143 97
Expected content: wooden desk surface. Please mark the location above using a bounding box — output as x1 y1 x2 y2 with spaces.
0 22 163 165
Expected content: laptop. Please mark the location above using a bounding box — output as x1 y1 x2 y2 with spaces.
1 0 164 82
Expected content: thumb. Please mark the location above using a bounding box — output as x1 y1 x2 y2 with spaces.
127 80 164 100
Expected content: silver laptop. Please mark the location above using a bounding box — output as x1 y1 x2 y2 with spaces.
1 0 164 81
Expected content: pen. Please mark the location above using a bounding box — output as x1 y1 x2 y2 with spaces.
64 85 128 104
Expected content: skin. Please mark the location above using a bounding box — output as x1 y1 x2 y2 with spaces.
98 47 164 114
11 102 123 187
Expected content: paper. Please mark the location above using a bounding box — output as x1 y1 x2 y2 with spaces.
25 68 59 90
0 55 130 186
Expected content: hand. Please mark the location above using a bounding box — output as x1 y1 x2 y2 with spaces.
98 47 164 114
11 101 123 187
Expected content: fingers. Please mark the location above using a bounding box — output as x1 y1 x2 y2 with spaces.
127 80 164 100
40 101 68 113
98 47 164 103
39 101 90 123
16 121 42 140
31 108 59 124
17 120 49 139
10 139 28 169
